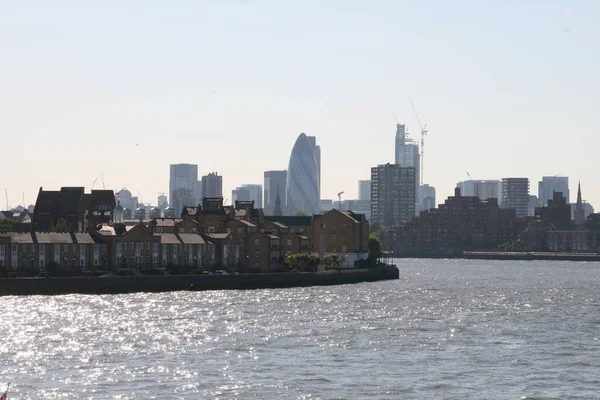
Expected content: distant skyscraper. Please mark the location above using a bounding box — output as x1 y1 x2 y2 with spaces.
358 180 371 201
201 172 223 198
264 170 287 214
419 184 436 213
394 123 420 211
157 193 168 209
306 135 321 200
371 163 416 226
169 164 198 207
456 180 501 200
501 178 530 217
538 176 570 206
232 184 262 208
286 133 320 215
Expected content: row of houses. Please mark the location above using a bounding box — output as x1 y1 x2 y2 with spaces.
1 191 370 276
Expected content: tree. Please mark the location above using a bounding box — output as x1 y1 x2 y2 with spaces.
370 222 382 238
52 218 69 232
368 234 384 262
0 219 14 231
285 253 320 272
324 254 340 269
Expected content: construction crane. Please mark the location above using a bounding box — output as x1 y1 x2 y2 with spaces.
100 172 106 190
337 191 345 209
409 97 428 185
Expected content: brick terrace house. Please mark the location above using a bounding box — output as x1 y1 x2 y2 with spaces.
246 230 281 272
0 231 107 276
312 209 370 267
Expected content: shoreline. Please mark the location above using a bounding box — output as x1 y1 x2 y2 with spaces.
388 251 600 262
0 266 399 296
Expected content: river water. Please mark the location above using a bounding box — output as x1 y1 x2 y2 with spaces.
1 259 599 399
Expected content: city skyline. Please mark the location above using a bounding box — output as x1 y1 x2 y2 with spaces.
1 2 598 210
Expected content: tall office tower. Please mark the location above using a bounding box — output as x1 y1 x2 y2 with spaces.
264 170 287 214
157 193 168 209
306 135 321 201
169 164 199 207
456 180 501 200
538 176 570 206
201 172 223 198
232 184 263 207
419 184 436 212
358 180 371 201
371 163 416 226
286 133 320 216
501 178 530 217
394 123 420 211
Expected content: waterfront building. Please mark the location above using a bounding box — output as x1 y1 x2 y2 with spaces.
539 176 570 205
264 170 287 214
33 187 116 231
232 184 262 209
358 180 371 201
169 164 199 208
381 188 519 255
501 178 530 218
201 172 223 199
371 163 416 226
394 123 420 210
286 133 320 216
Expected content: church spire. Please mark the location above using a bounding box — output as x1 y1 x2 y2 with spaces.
274 184 283 216
575 181 585 224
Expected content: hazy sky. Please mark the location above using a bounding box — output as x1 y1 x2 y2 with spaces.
1 0 598 209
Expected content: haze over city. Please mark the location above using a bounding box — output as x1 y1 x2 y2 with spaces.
1 1 598 208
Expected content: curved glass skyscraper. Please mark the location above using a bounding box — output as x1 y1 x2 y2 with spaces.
286 133 320 216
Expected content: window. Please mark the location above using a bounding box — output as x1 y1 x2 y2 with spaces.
116 243 122 254
342 224 346 229
255 251 260 258
332 224 336 230
12 244 17 253
153 243 158 253
237 228 243 234
39 245 45 256
64 244 69 252
332 234 336 240
254 239 260 246
72 244 76 252
146 242 150 250
0 245 4 258
31 244 36 253
287 239 292 246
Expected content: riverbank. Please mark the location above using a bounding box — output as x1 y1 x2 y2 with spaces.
0 266 399 296
390 251 600 261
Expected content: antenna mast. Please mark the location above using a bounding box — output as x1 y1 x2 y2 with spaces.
4 189 8 210
409 97 428 186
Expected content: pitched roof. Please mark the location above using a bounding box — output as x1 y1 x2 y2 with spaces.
71 232 96 244
156 233 181 244
153 218 183 227
6 232 35 243
34 232 74 244
264 215 313 227
203 232 230 240
177 233 205 244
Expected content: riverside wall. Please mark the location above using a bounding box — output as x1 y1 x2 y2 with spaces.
0 266 399 296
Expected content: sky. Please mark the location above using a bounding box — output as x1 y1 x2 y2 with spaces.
1 0 598 209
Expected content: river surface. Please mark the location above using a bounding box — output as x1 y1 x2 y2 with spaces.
1 259 599 399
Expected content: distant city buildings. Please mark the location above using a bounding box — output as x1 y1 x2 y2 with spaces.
169 164 199 208
157 193 168 209
456 180 501 201
286 133 320 216
358 180 371 201
201 172 223 199
232 184 262 208
371 163 416 226
394 123 420 211
501 178 530 217
539 176 570 205
264 170 287 215
419 184 436 213
115 188 138 212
